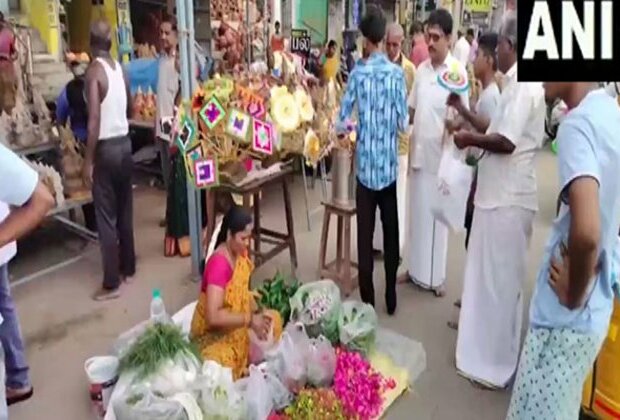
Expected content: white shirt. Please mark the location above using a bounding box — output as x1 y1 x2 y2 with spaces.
0 203 16 266
408 54 470 174
475 64 545 211
155 54 179 141
97 58 129 140
475 82 501 119
453 37 471 66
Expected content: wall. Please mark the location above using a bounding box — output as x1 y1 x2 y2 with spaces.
21 0 61 58
66 0 119 57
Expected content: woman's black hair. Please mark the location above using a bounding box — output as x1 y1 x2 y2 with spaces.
214 204 253 249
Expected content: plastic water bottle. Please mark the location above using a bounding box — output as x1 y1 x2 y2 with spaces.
150 289 169 324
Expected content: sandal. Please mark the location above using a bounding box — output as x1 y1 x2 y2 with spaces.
7 387 33 406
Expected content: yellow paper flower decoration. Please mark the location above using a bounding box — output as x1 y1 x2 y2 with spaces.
294 88 314 122
271 92 300 133
270 86 289 100
304 128 321 166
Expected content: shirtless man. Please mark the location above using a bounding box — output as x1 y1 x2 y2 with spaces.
83 20 136 301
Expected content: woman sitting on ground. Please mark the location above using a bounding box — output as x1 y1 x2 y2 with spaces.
190 205 282 379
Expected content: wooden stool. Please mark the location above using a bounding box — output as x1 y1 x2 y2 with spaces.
318 200 358 296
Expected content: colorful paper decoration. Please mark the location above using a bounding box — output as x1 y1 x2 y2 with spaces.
235 85 266 118
247 99 266 119
252 118 274 155
199 96 226 130
437 65 469 94
226 109 251 142
184 143 204 178
176 115 197 151
194 157 218 189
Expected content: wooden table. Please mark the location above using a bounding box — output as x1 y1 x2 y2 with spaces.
205 166 298 271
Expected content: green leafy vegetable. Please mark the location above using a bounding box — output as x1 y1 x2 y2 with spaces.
119 323 200 378
255 271 299 324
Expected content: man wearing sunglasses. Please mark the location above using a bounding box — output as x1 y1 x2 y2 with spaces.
452 11 545 390
406 9 469 297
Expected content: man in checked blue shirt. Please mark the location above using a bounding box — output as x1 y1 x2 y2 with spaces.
336 9 408 315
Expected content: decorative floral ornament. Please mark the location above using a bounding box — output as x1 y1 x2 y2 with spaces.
303 129 321 167
294 88 314 122
271 91 301 133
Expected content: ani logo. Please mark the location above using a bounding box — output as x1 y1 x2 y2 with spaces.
252 119 274 155
199 96 226 130
194 158 218 189
226 109 251 142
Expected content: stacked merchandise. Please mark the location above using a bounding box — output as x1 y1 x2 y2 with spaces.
105 279 425 420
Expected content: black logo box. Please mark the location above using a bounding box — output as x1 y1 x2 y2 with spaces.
518 0 620 81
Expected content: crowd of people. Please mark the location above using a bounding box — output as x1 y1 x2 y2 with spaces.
333 6 620 420
0 4 619 419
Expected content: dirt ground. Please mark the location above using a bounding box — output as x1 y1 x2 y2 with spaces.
7 151 559 420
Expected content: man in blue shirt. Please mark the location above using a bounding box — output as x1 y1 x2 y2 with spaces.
337 8 408 315
0 143 54 409
507 84 620 419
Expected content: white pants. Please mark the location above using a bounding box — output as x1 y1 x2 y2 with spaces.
406 170 449 289
455 206 534 387
373 155 408 255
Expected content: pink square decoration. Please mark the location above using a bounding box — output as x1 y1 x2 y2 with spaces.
194 158 217 188
252 118 274 155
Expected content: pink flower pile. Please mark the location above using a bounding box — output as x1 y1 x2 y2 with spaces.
332 348 396 419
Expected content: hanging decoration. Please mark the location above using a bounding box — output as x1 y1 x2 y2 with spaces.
199 96 227 130
252 118 274 155
194 157 219 189
176 115 198 151
184 143 205 179
226 109 252 142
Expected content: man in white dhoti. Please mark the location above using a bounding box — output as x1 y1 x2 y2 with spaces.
373 23 415 281
407 9 469 295
453 13 545 389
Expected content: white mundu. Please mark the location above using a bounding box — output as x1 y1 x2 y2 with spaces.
456 64 545 388
97 58 129 140
406 54 469 292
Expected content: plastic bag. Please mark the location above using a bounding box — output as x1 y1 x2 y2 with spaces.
338 300 378 355
249 323 276 365
373 328 427 386
306 336 337 387
196 361 246 420
431 145 473 232
289 280 342 343
237 366 273 420
148 352 201 397
267 323 311 392
113 385 187 420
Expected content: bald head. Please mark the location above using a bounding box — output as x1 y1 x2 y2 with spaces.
90 20 112 54
385 23 404 62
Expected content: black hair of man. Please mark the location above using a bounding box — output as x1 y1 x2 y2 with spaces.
410 21 424 36
90 20 112 54
162 16 177 32
275 21 280 27
328 39 337 49
467 28 475 37
478 32 499 71
359 7 387 44
457 30 463 38
427 8 453 36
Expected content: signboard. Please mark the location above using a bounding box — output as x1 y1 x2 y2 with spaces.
290 28 311 60
464 0 492 13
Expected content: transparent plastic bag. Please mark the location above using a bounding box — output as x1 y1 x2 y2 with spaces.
148 352 201 397
237 366 272 420
373 328 427 386
249 323 276 365
197 361 246 420
338 300 378 355
306 335 336 387
267 323 311 392
289 280 342 343
431 145 473 233
113 385 187 420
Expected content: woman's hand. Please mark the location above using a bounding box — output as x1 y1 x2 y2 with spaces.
250 312 271 340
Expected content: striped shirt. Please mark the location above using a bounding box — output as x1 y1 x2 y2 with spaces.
337 52 408 191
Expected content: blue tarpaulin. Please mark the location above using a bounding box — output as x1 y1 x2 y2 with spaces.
124 58 159 94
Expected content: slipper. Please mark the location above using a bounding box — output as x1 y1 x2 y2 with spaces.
93 288 121 301
7 387 33 406
454 299 462 308
447 320 459 330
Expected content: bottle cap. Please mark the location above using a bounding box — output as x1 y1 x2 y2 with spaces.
152 288 161 299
